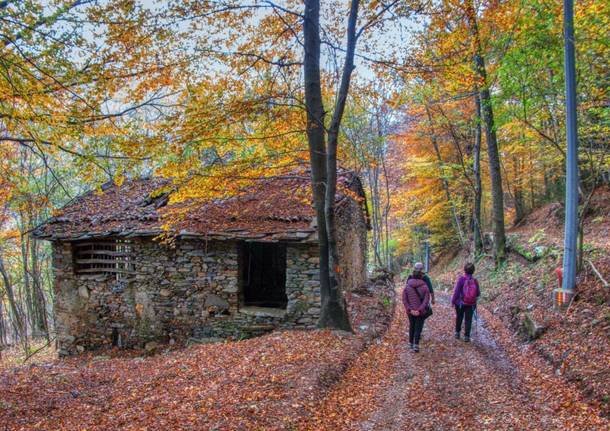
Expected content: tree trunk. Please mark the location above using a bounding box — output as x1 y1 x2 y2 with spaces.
303 0 355 331
19 227 35 331
367 167 383 267
473 94 484 255
0 252 25 342
30 239 49 339
465 1 506 263
322 0 359 331
425 105 465 245
381 153 392 269
513 156 526 224
0 300 6 346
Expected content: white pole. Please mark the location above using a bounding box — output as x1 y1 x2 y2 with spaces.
560 0 578 305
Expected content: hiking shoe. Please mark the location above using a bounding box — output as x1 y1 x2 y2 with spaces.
409 343 414 350
413 344 420 353
464 336 471 343
454 332 460 340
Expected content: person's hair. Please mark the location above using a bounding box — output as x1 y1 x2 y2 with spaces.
411 270 424 279
464 262 475 275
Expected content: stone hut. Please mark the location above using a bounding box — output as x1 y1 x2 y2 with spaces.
33 171 369 356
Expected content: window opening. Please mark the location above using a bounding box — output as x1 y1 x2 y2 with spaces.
73 239 135 280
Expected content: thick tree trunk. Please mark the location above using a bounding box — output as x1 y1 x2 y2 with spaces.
465 1 506 263
303 0 332 328
303 0 354 331
473 94 484 255
322 0 359 331
481 85 507 263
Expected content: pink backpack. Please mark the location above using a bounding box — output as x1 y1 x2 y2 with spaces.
463 278 478 305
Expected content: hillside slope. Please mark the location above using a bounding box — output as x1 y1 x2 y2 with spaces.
435 187 610 416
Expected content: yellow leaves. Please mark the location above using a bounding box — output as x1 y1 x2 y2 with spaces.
113 170 126 187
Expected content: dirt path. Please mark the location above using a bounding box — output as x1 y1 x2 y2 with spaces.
306 293 609 430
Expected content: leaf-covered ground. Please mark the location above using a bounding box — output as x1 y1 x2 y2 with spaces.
302 295 609 430
0 273 394 431
2 293 608 430
1 330 363 430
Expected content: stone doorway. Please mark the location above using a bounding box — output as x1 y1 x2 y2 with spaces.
239 242 288 309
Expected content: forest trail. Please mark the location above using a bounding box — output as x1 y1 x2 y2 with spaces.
307 292 610 431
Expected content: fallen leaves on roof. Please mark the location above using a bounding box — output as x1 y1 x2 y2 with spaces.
33 170 366 241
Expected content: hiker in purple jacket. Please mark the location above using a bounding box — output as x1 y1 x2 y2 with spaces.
402 267 431 352
451 262 481 342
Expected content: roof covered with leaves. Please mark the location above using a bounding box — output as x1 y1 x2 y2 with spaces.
32 171 367 242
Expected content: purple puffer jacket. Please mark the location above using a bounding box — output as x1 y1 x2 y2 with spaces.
451 274 481 307
402 278 431 314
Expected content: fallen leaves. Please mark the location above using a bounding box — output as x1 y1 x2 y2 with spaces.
0 330 362 430
0 275 395 431
1 264 607 430
301 293 610 430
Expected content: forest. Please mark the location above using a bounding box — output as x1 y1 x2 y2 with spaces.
0 1 609 430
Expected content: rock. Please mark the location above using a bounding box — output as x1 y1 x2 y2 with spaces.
159 289 171 297
111 280 127 294
204 294 230 310
144 341 159 352
78 285 89 299
61 335 76 344
307 307 321 315
520 312 546 340
92 355 110 362
222 284 238 293
76 345 85 353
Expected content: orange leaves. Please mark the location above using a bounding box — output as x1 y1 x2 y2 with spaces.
0 330 360 430
0 271 394 431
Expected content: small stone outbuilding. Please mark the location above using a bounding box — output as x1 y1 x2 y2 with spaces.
33 171 369 356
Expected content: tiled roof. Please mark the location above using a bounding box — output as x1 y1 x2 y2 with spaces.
32 171 367 242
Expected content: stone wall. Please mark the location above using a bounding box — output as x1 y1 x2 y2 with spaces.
336 196 368 293
52 238 321 356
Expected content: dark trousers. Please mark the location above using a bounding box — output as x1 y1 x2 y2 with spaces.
455 305 475 337
408 314 425 345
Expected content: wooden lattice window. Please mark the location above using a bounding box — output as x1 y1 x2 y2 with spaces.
73 239 135 279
